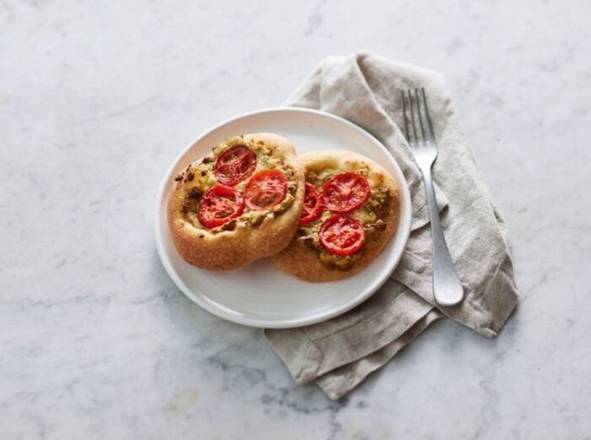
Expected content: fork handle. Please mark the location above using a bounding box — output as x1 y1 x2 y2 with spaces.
420 167 464 306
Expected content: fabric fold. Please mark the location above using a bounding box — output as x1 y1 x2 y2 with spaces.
316 309 443 400
266 280 434 384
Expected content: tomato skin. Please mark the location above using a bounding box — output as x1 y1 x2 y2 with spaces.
299 183 324 225
322 172 371 213
244 169 288 210
197 184 245 228
319 215 365 256
214 145 257 186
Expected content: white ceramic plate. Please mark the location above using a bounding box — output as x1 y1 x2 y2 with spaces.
155 108 411 328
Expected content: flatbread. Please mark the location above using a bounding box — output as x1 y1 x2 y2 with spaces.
167 133 305 270
272 150 399 281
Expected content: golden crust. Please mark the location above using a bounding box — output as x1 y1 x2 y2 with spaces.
167 133 305 270
271 150 400 282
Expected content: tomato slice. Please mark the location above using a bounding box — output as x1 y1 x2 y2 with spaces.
319 215 365 256
214 144 257 186
197 184 245 228
322 172 371 213
299 183 324 225
244 169 288 210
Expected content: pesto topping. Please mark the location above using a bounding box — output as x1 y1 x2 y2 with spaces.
175 136 297 232
298 165 392 271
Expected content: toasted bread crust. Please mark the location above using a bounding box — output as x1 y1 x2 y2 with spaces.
167 133 305 270
271 151 399 281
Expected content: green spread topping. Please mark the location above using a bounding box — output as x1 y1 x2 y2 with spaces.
175 136 296 232
298 166 392 271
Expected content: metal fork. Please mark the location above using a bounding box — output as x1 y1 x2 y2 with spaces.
401 88 464 306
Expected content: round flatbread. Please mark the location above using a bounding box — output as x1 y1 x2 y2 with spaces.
271 150 400 281
167 133 305 270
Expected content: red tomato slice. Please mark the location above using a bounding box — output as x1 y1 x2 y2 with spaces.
319 215 365 256
197 184 245 228
299 183 324 225
244 169 287 210
214 144 257 186
322 172 371 213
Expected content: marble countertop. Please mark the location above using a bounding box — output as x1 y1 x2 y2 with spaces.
2 1 590 438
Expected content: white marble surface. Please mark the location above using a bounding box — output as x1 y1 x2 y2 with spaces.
1 0 590 438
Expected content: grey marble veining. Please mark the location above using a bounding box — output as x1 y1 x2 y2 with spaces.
1 0 590 438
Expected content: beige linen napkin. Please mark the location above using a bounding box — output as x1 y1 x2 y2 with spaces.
265 53 519 400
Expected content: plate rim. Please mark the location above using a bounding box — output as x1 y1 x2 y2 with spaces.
154 107 412 328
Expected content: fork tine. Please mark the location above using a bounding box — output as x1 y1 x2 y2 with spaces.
408 90 418 143
401 90 410 141
420 88 436 141
415 88 427 141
